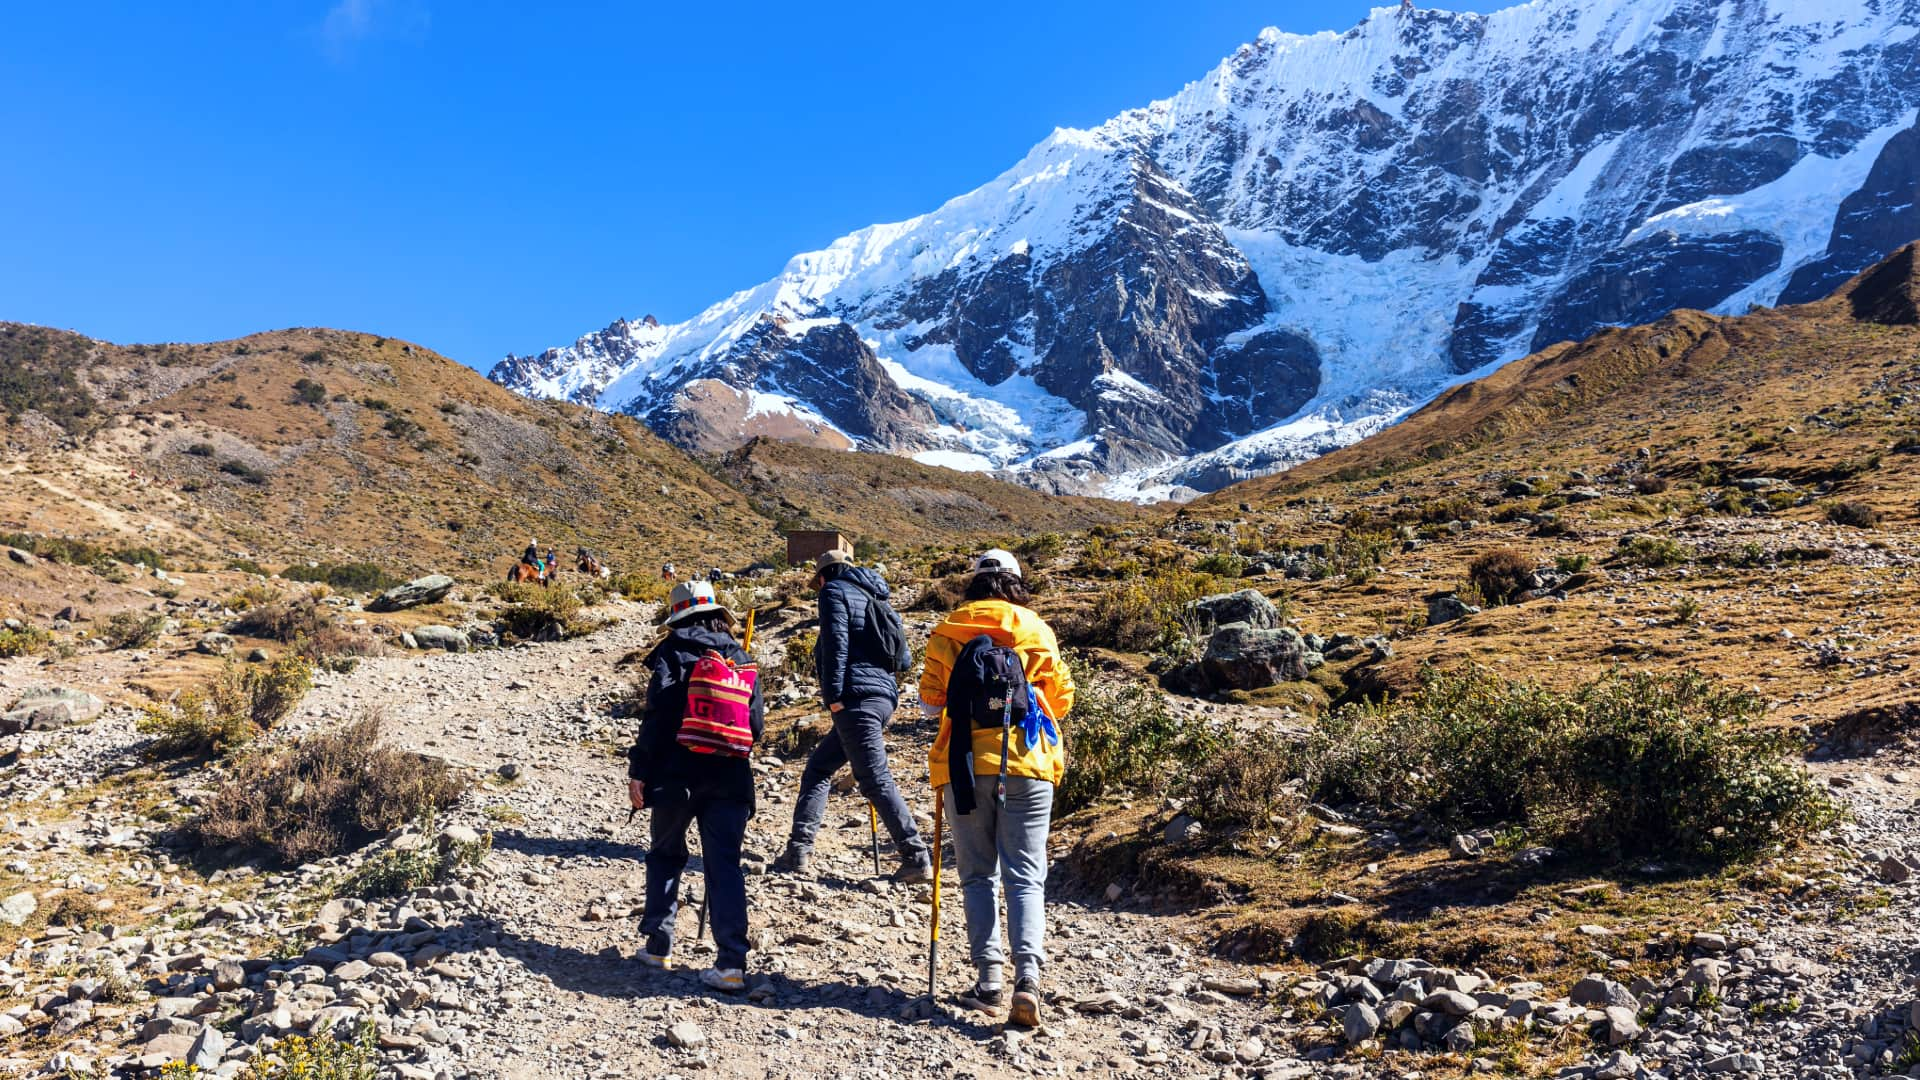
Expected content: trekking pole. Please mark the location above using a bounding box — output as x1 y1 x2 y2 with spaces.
928 793 944 999
868 802 881 877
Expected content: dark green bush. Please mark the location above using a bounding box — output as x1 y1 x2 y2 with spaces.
1615 534 1694 568
1056 669 1218 815
1193 551 1246 578
281 562 402 593
1826 501 1880 529
292 377 327 405
100 612 167 650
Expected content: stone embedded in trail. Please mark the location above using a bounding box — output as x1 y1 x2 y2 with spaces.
1571 975 1637 1010
668 1020 707 1049
368 573 456 612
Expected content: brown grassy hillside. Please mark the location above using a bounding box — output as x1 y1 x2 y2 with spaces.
713 437 1146 547
1165 242 1920 730
0 325 776 577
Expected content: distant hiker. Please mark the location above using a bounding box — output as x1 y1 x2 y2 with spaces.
523 538 541 569
707 566 724 583
772 549 931 881
662 562 676 582
626 579 763 993
919 549 1074 1027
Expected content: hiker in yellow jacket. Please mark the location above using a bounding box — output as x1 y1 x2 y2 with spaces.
920 548 1074 1027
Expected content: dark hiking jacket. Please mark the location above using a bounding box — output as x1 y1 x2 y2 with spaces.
628 624 765 812
816 565 900 707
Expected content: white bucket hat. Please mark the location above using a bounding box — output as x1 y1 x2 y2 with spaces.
665 579 732 625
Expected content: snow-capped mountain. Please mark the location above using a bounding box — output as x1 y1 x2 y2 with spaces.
492 0 1920 500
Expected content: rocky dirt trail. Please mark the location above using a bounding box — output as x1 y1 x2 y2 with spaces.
8 608 1920 1079
292 614 1291 1079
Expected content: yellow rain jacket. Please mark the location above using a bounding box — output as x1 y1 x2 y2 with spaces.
921 599 1075 789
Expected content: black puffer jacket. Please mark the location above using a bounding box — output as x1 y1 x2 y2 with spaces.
815 565 900 707
628 623 765 812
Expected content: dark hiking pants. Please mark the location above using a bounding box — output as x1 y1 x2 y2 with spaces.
785 695 929 866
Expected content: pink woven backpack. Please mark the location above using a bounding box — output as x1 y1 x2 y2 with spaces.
678 651 757 758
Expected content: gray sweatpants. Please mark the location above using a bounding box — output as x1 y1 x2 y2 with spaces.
942 772 1053 985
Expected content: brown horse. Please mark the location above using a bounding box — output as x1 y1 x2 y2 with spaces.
576 550 609 578
507 560 551 586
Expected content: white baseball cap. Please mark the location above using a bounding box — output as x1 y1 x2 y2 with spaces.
972 548 1021 579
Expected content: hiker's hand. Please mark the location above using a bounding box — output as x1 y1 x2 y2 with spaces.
627 779 645 810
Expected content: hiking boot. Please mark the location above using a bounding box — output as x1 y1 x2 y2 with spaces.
967 981 1005 1007
637 949 670 970
771 846 809 875
892 857 933 885
699 967 746 993
1009 977 1041 1028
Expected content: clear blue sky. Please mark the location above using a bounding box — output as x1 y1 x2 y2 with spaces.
1 1 1507 370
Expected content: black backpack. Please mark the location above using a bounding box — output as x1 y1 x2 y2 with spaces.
849 579 913 674
944 634 1029 814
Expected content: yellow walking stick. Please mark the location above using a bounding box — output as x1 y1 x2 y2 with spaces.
742 609 756 650
928 792 944 999
869 802 882 876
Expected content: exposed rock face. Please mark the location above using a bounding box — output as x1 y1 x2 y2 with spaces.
1783 123 1920 306
494 0 1920 497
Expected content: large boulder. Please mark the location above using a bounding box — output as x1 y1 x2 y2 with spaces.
1187 589 1281 633
2 688 105 735
366 574 455 613
1426 595 1481 626
409 625 469 652
1202 626 1312 691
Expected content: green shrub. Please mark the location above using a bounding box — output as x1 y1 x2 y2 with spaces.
291 378 327 405
335 823 491 899
1615 534 1694 568
0 625 52 657
140 655 313 756
382 414 423 440
610 571 671 604
1554 553 1592 573
236 1021 379 1079
101 611 167 649
496 582 589 640
1058 571 1212 653
1056 670 1216 815
218 459 268 485
1466 547 1534 605
1015 533 1065 561
1193 551 1246 578
1182 724 1305 835
1303 666 1836 861
230 594 329 642
193 714 467 865
783 630 818 680
185 442 216 457
281 562 401 593
1825 501 1880 529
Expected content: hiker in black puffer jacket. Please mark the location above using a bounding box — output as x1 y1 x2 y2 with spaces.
627 579 764 993
772 549 932 880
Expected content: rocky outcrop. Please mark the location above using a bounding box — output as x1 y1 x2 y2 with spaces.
1781 123 1920 306
1 688 104 734
367 574 456 613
